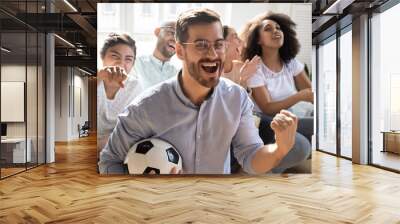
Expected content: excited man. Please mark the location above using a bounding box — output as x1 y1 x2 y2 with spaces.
99 8 298 175
134 21 179 90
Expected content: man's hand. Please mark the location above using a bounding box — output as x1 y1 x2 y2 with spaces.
98 66 128 99
250 110 298 174
170 166 182 174
146 167 182 175
270 110 298 159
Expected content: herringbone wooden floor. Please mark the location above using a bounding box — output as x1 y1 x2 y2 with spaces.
0 134 399 224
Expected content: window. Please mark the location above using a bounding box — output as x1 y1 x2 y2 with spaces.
0 2 46 179
339 28 352 158
142 4 152 16
371 2 400 171
390 74 400 130
169 4 177 15
317 36 337 154
103 4 116 15
192 3 203 8
98 4 120 31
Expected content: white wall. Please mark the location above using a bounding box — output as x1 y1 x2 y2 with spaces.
72 73 89 138
1 65 29 137
55 66 68 141
1 65 26 140
54 67 89 141
1 64 46 163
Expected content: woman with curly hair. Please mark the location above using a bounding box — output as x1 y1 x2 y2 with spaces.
243 12 313 116
243 12 314 143
224 23 311 174
235 13 313 174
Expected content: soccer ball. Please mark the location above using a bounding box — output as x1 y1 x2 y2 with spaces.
124 138 182 174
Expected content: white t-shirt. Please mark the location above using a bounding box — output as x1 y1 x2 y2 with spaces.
247 58 304 113
97 73 143 150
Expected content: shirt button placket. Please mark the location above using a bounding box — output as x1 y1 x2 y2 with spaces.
196 104 205 171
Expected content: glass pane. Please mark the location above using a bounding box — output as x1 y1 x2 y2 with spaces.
0 1 46 178
1 31 27 177
312 45 317 150
371 3 400 171
27 31 38 169
340 29 352 158
38 33 45 165
317 37 337 154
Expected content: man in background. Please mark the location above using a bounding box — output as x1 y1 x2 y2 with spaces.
134 21 179 90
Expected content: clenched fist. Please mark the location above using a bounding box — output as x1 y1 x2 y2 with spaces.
297 88 314 103
270 110 298 158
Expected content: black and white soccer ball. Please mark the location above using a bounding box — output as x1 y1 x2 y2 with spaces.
124 138 182 174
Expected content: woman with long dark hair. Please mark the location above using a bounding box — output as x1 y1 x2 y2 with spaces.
243 12 314 143
223 23 311 174
243 13 313 116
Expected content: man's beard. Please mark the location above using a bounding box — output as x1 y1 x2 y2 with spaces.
185 56 223 88
157 40 175 59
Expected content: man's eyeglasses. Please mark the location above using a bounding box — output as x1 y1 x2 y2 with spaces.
160 26 176 37
181 40 227 54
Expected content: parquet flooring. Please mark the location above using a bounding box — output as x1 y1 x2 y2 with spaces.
0 134 399 223
372 150 400 171
1 167 26 178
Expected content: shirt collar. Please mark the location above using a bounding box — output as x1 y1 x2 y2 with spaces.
173 70 218 108
174 70 198 109
150 54 171 67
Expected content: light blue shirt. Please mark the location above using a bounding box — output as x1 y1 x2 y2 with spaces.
98 72 264 174
134 54 178 90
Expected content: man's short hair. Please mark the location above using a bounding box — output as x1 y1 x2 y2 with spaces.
223 25 232 39
100 33 136 59
176 8 221 43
